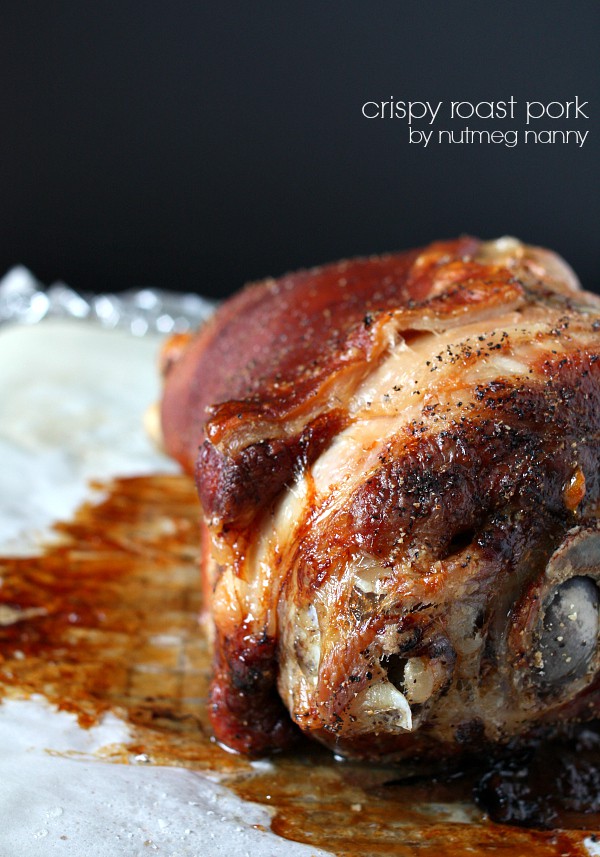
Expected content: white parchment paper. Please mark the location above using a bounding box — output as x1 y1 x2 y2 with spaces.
0 319 330 857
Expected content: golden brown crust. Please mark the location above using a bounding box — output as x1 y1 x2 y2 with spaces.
160 237 600 757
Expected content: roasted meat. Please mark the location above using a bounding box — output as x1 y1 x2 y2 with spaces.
160 237 600 761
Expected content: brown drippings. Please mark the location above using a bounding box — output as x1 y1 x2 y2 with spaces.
0 474 598 856
0 474 247 773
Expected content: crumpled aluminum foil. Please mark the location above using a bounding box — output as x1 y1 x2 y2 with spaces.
0 266 217 335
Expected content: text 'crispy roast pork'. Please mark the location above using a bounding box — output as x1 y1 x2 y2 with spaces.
160 237 600 761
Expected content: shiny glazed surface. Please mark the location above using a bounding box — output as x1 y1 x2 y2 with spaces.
160 238 600 762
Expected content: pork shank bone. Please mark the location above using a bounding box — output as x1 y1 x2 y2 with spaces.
160 237 600 760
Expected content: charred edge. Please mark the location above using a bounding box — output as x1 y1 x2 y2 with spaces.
196 409 347 528
209 634 299 756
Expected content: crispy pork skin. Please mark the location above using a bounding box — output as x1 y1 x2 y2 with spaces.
160 237 600 760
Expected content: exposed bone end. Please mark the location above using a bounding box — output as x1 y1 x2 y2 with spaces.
510 525 600 714
350 681 413 732
403 657 435 705
386 648 455 707
535 576 599 686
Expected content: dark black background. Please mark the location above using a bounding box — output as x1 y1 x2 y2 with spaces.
0 1 598 298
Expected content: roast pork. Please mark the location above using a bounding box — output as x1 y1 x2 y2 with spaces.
161 237 600 761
